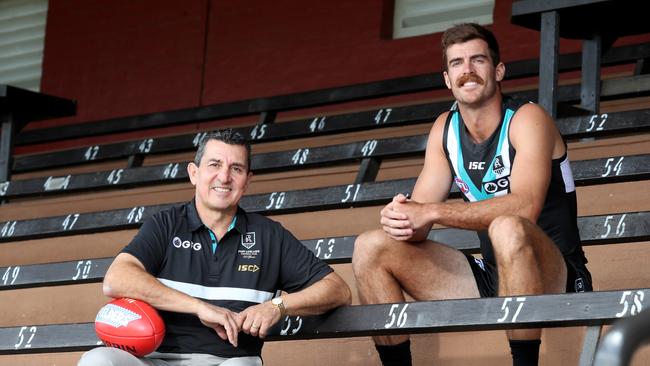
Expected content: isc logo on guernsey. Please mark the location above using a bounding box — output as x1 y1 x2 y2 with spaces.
172 237 202 251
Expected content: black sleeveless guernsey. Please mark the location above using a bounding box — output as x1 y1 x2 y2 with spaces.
442 96 587 267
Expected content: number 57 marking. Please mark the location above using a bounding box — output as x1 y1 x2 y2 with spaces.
497 297 526 323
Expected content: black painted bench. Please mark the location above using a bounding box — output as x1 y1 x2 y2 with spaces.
2 106 650 199
0 210 646 290
0 152 647 241
1 288 647 366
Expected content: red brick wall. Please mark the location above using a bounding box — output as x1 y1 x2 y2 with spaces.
38 0 209 127
201 1 438 104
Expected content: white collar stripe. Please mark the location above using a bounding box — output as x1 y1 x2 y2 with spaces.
448 113 482 201
560 156 576 193
158 278 274 303
447 114 461 176
499 108 514 171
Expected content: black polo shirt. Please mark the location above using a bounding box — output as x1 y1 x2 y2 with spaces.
121 200 333 358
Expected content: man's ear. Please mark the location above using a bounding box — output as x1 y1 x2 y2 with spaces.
243 171 253 192
443 71 451 89
187 162 198 186
495 62 505 82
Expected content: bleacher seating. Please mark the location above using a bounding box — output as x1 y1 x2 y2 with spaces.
2 114 649 365
2 105 650 199
1 100 648 363
1 2 650 364
2 288 648 361
0 93 649 364
1 210 647 290
0 151 647 241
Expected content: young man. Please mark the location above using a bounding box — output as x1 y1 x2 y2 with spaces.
79 129 351 366
352 23 591 366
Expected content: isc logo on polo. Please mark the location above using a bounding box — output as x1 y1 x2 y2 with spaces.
172 237 202 251
238 264 260 272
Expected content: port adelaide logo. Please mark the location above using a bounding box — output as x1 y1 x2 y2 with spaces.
239 232 260 259
241 232 256 249
492 155 505 175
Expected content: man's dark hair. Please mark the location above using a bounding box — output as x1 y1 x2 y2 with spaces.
441 23 500 68
193 128 251 171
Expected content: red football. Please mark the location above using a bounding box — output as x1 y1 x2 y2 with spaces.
95 298 165 357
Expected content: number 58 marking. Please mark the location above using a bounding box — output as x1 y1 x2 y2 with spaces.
616 290 644 317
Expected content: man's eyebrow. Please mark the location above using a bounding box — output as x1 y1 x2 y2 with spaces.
231 162 247 169
448 53 489 65
204 158 246 168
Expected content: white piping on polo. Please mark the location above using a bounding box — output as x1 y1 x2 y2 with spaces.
158 278 274 303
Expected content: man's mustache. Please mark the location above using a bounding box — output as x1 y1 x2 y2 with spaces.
457 74 485 87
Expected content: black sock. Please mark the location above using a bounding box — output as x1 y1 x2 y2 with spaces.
509 339 541 366
375 340 412 366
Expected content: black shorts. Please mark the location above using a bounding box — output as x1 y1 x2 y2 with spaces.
465 253 593 298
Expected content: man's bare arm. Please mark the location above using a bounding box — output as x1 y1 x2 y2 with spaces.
380 113 454 241
391 103 558 232
238 272 351 338
103 253 240 346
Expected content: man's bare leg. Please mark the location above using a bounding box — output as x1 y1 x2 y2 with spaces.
489 215 567 365
352 229 480 365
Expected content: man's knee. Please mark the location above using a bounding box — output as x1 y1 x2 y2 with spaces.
221 356 263 366
352 229 389 272
78 347 116 366
77 347 142 366
489 215 535 261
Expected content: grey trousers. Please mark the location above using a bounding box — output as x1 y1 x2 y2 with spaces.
78 347 263 366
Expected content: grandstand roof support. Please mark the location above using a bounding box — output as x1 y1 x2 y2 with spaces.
538 10 560 118
0 85 75 183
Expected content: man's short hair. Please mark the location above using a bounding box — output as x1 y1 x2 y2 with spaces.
193 128 251 171
441 23 500 68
